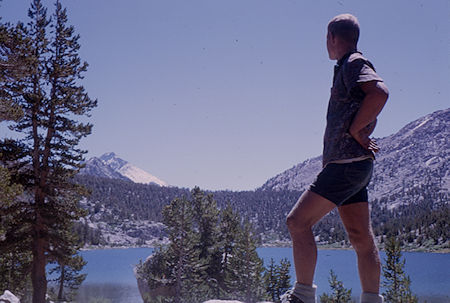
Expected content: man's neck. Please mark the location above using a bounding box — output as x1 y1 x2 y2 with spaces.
336 47 357 61
336 48 359 66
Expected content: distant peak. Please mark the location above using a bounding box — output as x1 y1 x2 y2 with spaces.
81 151 169 186
99 152 128 170
99 152 117 160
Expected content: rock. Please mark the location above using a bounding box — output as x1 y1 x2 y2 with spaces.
203 301 273 303
0 290 20 303
135 255 175 303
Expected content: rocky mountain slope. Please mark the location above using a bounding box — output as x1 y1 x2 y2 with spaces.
80 152 168 186
261 108 449 209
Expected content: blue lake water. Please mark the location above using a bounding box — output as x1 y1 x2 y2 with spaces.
76 247 450 303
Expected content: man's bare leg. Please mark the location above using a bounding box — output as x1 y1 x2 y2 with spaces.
287 190 336 286
338 202 381 294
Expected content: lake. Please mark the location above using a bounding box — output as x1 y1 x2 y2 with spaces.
74 247 450 303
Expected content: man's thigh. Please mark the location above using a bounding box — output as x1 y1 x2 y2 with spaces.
287 190 336 228
338 202 373 238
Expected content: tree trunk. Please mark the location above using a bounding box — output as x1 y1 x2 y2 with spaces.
31 224 47 303
58 264 65 301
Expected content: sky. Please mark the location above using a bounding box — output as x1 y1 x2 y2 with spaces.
1 0 449 191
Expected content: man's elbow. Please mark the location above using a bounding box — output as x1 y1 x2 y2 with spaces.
377 81 389 104
361 80 389 104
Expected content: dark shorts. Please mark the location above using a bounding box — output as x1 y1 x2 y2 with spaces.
309 159 373 206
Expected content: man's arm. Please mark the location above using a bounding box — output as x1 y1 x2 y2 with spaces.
349 80 389 151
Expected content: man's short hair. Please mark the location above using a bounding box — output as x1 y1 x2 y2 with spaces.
328 14 360 46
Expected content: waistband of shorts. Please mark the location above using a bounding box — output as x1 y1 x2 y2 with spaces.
326 155 374 165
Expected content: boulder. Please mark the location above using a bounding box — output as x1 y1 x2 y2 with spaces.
0 290 20 303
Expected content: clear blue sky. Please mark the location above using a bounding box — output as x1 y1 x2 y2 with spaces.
2 0 449 190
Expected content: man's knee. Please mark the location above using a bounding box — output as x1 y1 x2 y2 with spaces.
286 213 311 234
285 214 297 231
347 227 376 252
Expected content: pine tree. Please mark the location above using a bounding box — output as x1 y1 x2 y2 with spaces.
263 258 291 303
382 237 418 303
0 1 96 302
137 190 269 302
190 187 222 297
219 202 241 293
319 270 353 303
277 258 292 300
162 196 203 303
264 258 278 302
191 187 220 259
227 219 265 303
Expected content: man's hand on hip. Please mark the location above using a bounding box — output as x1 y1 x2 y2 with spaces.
350 120 379 152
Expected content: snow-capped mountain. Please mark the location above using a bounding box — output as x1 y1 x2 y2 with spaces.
260 108 449 209
80 152 169 187
81 156 129 181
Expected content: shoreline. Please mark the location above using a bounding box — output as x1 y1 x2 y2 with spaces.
81 243 450 254
263 243 450 254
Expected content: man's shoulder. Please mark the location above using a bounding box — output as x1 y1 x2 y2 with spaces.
347 52 369 63
343 52 377 76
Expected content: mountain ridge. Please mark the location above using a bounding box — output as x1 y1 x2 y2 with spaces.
260 108 449 209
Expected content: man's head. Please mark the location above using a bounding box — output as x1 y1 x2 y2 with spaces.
327 14 360 60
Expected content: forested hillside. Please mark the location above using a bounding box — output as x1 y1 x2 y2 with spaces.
74 175 300 246
75 176 448 251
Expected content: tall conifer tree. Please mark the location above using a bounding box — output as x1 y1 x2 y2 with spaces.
0 1 96 302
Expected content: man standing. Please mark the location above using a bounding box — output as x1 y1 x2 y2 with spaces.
281 14 389 303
